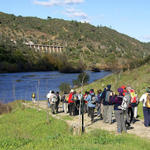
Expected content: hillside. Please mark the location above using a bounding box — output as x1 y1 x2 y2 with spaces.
0 12 150 71
82 62 150 118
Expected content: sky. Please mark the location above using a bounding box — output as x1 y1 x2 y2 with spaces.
0 0 150 42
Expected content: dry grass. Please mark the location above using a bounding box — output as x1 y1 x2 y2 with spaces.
0 102 12 115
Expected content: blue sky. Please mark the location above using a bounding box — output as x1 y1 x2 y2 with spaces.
0 0 150 42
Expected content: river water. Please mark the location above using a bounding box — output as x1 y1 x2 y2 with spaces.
0 71 111 103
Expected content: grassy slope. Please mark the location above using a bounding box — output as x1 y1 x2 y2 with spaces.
0 106 150 150
82 63 150 118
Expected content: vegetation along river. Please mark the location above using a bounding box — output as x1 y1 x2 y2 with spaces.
0 71 111 103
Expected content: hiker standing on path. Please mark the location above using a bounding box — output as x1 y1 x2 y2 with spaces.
83 91 88 113
119 86 132 129
113 88 127 133
49 91 58 114
55 91 61 113
68 89 76 116
128 87 139 123
85 89 96 123
120 86 131 128
46 90 52 108
96 89 102 119
102 85 113 124
61 92 68 113
32 92 36 103
139 87 150 127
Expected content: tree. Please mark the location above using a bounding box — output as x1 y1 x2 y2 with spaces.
78 72 89 85
59 82 71 93
73 72 90 87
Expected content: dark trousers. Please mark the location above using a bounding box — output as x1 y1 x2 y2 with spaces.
128 107 134 123
55 101 59 113
68 103 75 116
143 107 150 127
88 107 95 122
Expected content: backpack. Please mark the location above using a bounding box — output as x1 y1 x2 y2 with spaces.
51 96 57 104
130 89 137 103
146 93 150 108
105 91 111 104
118 93 131 110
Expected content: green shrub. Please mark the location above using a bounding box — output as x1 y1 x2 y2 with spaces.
59 82 71 93
77 72 90 86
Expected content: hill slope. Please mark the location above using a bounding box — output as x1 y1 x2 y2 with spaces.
0 12 150 70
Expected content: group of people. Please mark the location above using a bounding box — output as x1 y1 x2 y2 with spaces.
46 85 150 134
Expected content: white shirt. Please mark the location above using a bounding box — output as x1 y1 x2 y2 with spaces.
46 92 51 99
140 93 148 107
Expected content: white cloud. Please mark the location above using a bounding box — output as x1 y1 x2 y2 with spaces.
64 0 84 4
34 0 84 6
33 0 89 22
65 8 88 19
34 0 62 7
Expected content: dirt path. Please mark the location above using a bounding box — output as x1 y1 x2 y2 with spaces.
24 101 150 139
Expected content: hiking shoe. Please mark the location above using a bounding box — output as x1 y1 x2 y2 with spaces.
126 126 134 130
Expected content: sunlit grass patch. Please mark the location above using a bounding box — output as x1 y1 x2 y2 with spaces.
0 106 150 150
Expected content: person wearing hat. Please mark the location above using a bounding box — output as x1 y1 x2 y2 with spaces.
119 86 132 128
139 87 150 127
113 88 127 133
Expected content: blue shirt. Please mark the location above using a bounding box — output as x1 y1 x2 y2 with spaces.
85 94 96 108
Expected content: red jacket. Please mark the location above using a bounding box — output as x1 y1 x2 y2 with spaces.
68 92 74 103
83 94 88 103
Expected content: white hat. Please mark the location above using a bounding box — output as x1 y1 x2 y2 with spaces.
70 89 74 93
49 90 52 93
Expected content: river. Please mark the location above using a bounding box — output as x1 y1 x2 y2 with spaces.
0 71 111 103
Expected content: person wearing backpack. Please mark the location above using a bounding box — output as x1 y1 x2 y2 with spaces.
128 88 139 123
61 92 68 113
49 91 58 114
85 89 96 123
113 88 127 133
119 86 132 128
102 85 113 124
139 87 150 127
68 89 76 116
